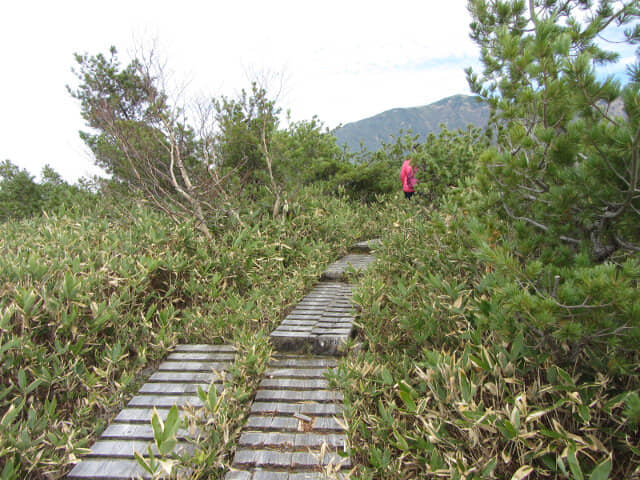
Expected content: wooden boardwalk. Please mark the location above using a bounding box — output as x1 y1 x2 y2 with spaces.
226 355 350 480
270 282 354 355
68 240 378 479
67 345 235 479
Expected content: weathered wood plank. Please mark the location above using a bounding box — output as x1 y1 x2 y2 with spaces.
278 320 317 326
233 450 293 468
244 415 345 432
115 408 172 423
270 331 313 338
271 325 314 333
127 394 203 408
158 361 232 372
250 402 342 416
311 329 351 336
87 439 195 458
67 458 152 479
138 383 214 395
238 432 345 450
291 451 350 469
267 358 337 368
259 378 330 390
166 352 235 361
101 424 198 440
172 344 236 353
148 371 225 383
255 389 342 403
232 450 349 469
114 408 205 424
265 368 330 378
224 471 253 480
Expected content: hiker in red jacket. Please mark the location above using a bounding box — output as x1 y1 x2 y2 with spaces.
400 157 417 199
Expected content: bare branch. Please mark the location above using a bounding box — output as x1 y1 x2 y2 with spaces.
615 234 640 253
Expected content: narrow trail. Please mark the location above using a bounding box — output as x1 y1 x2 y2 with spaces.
68 240 379 479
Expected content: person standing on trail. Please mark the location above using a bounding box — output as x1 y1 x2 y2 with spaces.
400 157 417 199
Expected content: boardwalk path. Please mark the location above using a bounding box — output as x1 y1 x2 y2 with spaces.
68 240 378 479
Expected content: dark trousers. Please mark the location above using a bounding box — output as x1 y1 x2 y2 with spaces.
404 191 414 199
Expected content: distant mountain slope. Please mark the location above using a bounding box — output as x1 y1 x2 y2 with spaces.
333 94 490 152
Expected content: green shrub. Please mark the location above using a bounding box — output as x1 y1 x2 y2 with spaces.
337 185 640 479
0 187 381 478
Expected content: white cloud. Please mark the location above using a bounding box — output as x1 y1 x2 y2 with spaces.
1 0 479 182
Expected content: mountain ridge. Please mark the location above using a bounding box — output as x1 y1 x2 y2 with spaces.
333 94 490 152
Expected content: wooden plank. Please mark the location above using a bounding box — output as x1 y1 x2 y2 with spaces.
166 352 235 361
270 325 314 333
284 314 322 320
311 329 351 336
313 322 352 329
244 415 345 432
128 394 203 408
268 358 336 368
87 439 195 458
270 331 313 338
238 432 344 450
290 474 345 480
265 368 330 378
291 451 350 469
101 424 198 440
148 371 225 383
245 416 298 431
158 361 232 372
255 390 342 403
250 402 342 416
238 432 295 449
259 378 330 390
225 472 253 480
172 344 236 353
249 472 289 480
279 320 317 326
115 408 172 424
138 382 214 394
67 458 152 479
233 450 293 468
289 307 327 314
114 408 204 424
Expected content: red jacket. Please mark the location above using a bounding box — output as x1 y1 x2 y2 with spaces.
400 160 417 193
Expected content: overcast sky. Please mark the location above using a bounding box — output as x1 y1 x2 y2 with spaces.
0 1 635 183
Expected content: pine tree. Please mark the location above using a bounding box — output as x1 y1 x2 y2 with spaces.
467 0 640 259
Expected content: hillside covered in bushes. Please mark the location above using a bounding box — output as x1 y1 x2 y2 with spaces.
1 1 639 478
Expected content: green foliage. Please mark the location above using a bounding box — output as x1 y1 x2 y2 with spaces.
68 47 173 183
214 82 280 186
0 160 93 222
0 186 380 478
0 160 42 221
68 46 219 237
297 126 486 204
274 116 344 187
336 185 639 479
413 125 489 204
467 0 640 260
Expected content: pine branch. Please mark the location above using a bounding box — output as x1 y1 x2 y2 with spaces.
615 234 640 253
501 199 580 244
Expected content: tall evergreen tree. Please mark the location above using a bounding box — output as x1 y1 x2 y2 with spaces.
69 47 223 237
467 0 640 259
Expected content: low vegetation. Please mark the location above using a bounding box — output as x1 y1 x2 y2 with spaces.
337 188 639 479
0 186 382 478
2 1 639 478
